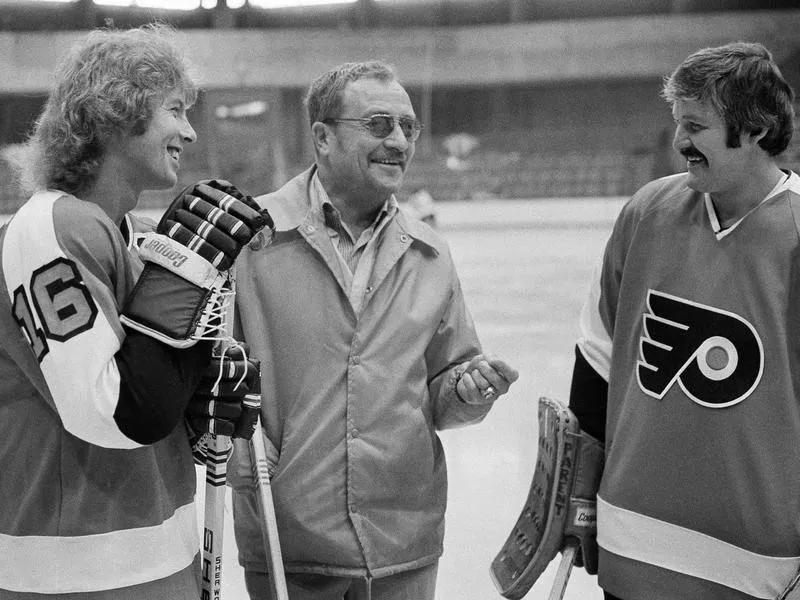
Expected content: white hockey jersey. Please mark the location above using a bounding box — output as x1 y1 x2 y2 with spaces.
0 192 199 595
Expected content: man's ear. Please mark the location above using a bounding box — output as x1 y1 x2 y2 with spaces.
311 121 330 156
747 127 768 148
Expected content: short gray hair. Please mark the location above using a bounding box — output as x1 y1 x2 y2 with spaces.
304 60 398 127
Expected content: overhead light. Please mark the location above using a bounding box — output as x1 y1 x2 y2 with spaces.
93 0 202 9
249 0 356 8
0 0 75 4
0 0 359 7
215 100 269 119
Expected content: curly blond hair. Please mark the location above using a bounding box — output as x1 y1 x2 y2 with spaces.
12 23 197 196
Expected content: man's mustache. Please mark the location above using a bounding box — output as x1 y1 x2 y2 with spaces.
680 147 706 161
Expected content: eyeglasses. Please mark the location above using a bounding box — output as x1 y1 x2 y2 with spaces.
323 114 423 142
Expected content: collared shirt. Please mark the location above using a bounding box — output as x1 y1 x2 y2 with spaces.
310 172 398 313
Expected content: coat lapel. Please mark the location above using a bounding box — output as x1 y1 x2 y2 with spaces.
367 210 440 305
254 168 442 312
255 166 350 297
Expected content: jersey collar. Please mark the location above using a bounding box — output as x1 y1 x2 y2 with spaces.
705 170 798 240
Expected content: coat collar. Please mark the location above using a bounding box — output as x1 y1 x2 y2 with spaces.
255 165 440 257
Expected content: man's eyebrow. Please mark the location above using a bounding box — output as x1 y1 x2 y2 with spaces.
674 113 705 122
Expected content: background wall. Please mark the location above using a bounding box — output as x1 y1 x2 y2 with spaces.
0 6 798 208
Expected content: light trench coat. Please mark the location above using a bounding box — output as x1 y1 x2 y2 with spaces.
228 167 492 578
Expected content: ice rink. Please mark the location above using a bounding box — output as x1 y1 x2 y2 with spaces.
190 197 626 600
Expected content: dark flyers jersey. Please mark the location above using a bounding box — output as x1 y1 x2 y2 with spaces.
578 172 800 600
0 192 198 594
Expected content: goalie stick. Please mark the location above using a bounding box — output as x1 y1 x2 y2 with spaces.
548 542 579 600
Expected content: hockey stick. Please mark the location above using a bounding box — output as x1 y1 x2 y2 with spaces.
547 542 579 600
250 418 289 600
201 434 230 600
201 277 237 600
200 269 288 600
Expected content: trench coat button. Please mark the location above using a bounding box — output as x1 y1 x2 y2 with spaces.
306 225 315 233
400 234 410 243
352 355 360 365
351 429 359 439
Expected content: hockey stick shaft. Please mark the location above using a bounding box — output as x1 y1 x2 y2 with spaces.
201 275 237 600
202 434 230 600
250 419 289 600
547 542 578 600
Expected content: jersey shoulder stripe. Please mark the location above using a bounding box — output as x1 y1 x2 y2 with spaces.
1 191 140 448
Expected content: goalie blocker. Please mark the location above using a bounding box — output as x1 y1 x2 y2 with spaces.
490 396 603 600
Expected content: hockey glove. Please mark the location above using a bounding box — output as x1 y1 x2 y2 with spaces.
187 344 262 464
121 180 273 348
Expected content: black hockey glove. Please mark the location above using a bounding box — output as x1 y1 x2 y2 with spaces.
186 344 262 464
121 180 273 348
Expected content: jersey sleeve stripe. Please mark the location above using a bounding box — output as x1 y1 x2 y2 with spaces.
577 259 612 381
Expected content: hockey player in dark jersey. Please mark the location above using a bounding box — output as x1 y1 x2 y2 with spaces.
567 42 800 600
0 25 269 599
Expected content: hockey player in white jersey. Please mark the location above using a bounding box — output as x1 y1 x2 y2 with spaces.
567 42 800 600
0 25 270 599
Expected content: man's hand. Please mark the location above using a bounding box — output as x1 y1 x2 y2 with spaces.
456 353 519 404
186 344 261 442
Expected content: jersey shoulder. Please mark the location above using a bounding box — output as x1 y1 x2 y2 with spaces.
5 191 125 263
52 194 127 261
3 191 138 311
626 173 692 216
612 173 697 237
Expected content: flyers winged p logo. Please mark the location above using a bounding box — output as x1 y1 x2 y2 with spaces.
637 290 763 408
